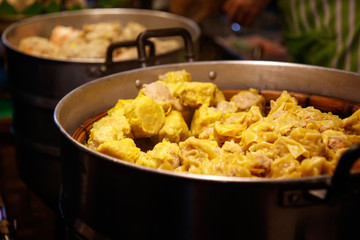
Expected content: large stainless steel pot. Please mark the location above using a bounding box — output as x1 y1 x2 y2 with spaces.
1 8 200 210
55 61 360 240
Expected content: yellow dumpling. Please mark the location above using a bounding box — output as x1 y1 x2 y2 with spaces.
107 99 133 117
268 111 306 135
269 154 302 178
300 156 333 177
343 108 360 134
268 91 300 118
158 69 192 83
230 88 265 113
87 115 132 150
241 152 273 177
214 105 264 145
213 110 249 144
240 120 280 151
322 130 352 152
190 104 222 137
248 142 275 160
139 81 174 114
136 139 180 170
179 137 221 173
156 110 190 143
223 152 252 177
97 138 140 163
169 82 222 108
289 127 326 159
125 94 165 138
273 136 309 159
294 106 343 132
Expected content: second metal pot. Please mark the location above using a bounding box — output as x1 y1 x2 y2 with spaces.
1 8 200 209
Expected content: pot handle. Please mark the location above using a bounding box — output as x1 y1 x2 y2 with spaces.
105 40 155 66
281 143 360 207
136 27 195 67
326 143 360 200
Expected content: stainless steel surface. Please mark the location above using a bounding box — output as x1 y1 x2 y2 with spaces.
1 8 200 210
55 60 360 240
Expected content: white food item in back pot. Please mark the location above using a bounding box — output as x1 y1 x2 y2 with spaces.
18 21 181 60
18 36 60 58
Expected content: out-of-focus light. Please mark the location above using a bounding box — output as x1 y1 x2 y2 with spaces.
231 23 241 32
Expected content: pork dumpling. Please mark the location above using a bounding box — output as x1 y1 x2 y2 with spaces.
294 106 343 132
190 104 222 138
268 154 301 178
216 100 238 113
220 142 251 177
223 153 252 177
61 39 111 58
230 88 265 113
125 95 165 138
87 99 133 150
57 38 86 58
19 36 60 58
50 25 81 47
96 138 141 163
241 152 274 177
156 110 190 143
240 120 280 151
158 69 192 83
140 81 174 114
268 91 300 118
107 99 133 117
121 21 147 41
82 21 123 42
170 82 223 108
273 136 310 159
178 136 222 174
268 111 306 135
136 139 180 170
289 128 326 159
213 118 247 145
214 106 263 145
87 115 132 150
300 156 333 177
214 88 226 103
321 130 359 161
222 140 244 155
343 109 360 134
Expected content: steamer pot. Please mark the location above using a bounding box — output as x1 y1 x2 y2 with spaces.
1 8 200 209
55 61 360 240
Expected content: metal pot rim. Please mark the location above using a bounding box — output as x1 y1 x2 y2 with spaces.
1 8 201 63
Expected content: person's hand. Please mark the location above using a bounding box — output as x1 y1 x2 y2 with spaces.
245 35 288 61
222 0 272 26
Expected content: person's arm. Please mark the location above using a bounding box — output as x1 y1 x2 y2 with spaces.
222 0 272 26
169 0 223 23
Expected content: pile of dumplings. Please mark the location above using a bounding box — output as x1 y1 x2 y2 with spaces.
18 21 180 60
86 70 360 178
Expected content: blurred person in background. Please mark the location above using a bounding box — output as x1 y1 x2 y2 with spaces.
223 0 360 73
169 0 224 23
169 0 289 61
